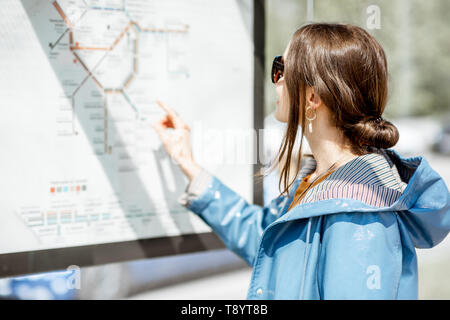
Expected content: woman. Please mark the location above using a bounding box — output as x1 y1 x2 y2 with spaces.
152 23 450 299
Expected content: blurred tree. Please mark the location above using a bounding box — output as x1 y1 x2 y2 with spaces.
264 0 450 119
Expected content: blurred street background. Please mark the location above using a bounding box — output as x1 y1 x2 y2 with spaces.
1 0 449 300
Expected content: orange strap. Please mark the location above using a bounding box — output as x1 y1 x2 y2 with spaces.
287 169 335 211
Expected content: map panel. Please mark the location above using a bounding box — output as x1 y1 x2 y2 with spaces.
0 0 254 254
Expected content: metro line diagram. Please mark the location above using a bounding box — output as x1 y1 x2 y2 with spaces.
49 0 189 154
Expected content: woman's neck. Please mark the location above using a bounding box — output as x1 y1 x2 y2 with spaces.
306 136 359 180
302 107 360 180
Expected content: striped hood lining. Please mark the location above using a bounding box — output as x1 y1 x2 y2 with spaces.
295 149 408 208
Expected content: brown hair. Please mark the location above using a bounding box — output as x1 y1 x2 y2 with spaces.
267 23 399 198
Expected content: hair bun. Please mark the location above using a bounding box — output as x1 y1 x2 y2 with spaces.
344 115 399 150
364 116 383 123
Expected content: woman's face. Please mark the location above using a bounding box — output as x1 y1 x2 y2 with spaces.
274 42 290 123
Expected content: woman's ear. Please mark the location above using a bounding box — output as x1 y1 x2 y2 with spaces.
306 87 321 108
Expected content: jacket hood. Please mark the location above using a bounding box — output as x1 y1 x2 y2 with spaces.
384 149 450 248
286 148 450 249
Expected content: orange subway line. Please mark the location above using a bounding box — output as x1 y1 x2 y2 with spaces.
123 74 135 89
109 23 131 50
72 52 105 92
91 76 104 90
52 2 189 103
72 52 89 73
131 22 141 30
52 1 73 29
105 89 122 94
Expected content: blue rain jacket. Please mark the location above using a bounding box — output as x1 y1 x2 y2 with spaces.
185 148 450 299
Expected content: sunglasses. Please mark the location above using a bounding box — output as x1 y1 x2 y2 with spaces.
271 55 284 83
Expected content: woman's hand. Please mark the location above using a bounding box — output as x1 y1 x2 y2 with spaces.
151 100 202 181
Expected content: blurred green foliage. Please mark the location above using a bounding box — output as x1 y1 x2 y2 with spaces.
265 0 450 119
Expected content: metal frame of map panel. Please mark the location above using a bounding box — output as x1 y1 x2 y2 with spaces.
0 0 265 278
253 0 265 207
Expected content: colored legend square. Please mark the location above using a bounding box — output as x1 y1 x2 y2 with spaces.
76 186 80 192
64 186 68 192
57 187 62 192
82 185 86 191
50 187 55 193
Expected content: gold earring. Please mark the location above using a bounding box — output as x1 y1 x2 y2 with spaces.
305 105 316 133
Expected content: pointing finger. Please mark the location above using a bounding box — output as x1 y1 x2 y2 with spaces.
156 100 177 117
156 100 188 128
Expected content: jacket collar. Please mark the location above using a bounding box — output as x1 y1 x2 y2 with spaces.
278 148 424 223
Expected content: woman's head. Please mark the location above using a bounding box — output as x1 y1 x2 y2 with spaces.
272 23 400 196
